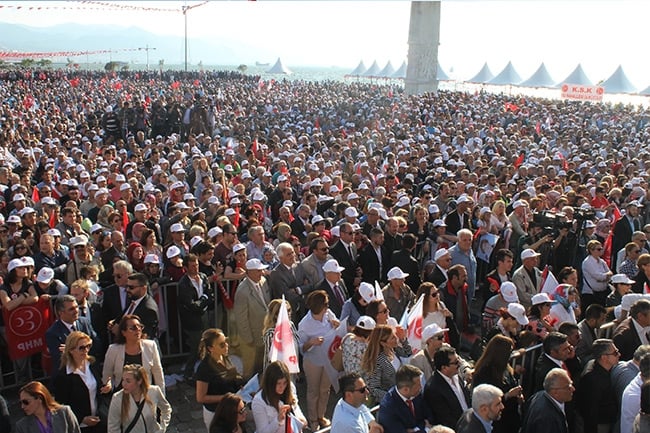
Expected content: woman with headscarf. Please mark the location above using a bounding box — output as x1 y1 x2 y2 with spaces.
548 284 580 329
126 242 145 272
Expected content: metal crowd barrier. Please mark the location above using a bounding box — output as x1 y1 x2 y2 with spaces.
0 280 237 391
598 320 617 339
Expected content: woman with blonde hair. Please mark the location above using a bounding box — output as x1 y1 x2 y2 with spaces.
272 223 292 248
55 331 112 433
195 329 245 431
17 381 81 433
107 364 171 433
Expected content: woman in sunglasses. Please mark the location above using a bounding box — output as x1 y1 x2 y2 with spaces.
16 380 81 433
102 315 164 394
195 328 245 431
54 331 112 433
209 393 249 433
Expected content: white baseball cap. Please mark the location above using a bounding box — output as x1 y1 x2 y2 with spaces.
166 246 181 259
422 323 448 345
208 226 223 238
233 243 246 254
144 254 160 264
387 267 409 280
507 303 529 325
36 267 55 284
355 316 376 331
434 248 451 261
246 258 269 271
322 259 345 273
500 282 519 303
170 223 185 233
134 203 148 212
531 292 552 306
611 274 635 285
345 207 359 218
520 249 540 260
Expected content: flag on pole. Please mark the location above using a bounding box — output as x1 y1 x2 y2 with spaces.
121 206 129 235
286 413 303 433
513 152 525 169
540 265 559 295
31 186 40 203
269 296 300 373
400 294 424 355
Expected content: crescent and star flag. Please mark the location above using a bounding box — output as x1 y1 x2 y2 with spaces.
540 265 559 295
400 294 425 355
269 296 300 373
308 315 348 392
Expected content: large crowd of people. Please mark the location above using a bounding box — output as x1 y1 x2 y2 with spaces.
0 67 650 433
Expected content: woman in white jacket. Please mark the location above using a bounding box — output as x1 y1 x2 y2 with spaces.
251 361 307 433
107 364 171 433
103 315 165 394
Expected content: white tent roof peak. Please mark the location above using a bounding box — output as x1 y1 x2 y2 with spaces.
266 58 292 75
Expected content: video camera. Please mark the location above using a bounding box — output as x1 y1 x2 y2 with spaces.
532 211 572 237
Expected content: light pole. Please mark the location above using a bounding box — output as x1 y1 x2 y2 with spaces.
182 2 208 72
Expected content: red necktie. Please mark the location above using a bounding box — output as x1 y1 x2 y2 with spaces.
561 361 571 378
406 399 415 417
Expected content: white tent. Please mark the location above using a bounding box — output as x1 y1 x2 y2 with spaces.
557 64 592 87
640 85 650 96
601 65 637 94
488 61 522 86
519 63 556 88
266 58 292 75
362 60 381 78
392 61 407 79
467 62 494 83
378 61 396 78
347 60 367 77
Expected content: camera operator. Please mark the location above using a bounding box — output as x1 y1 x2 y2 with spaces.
518 222 554 269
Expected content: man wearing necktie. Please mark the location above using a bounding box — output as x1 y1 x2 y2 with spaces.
123 272 159 340
70 279 105 358
45 295 98 379
377 365 428 433
315 259 348 318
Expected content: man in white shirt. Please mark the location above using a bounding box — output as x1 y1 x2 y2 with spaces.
331 372 383 433
620 353 650 433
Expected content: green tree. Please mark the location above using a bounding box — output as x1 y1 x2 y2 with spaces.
19 58 35 69
237 64 248 73
38 59 52 69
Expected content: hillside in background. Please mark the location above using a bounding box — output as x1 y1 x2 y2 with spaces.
0 21 272 66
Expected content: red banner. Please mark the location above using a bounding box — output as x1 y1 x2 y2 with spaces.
3 299 55 361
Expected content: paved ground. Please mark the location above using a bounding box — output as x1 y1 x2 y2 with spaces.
3 360 338 433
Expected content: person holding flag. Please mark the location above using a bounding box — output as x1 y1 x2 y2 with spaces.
297 290 339 431
251 361 307 433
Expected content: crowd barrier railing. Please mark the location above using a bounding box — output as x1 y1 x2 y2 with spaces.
598 320 617 339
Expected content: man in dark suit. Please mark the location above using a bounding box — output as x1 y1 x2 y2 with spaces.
328 222 359 295
377 364 428 433
612 201 641 270
269 242 305 318
101 260 133 340
315 259 348 318
521 368 575 433
290 204 311 245
124 272 159 339
177 254 213 380
69 279 105 359
383 216 403 256
613 298 650 360
357 228 390 285
45 295 99 378
389 233 421 291
424 346 471 429
532 332 574 394
444 195 472 241
426 248 452 288
456 384 505 433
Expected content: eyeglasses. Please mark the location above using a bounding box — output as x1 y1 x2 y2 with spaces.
126 285 143 290
318 247 329 252
353 386 368 394
378 309 389 314
430 292 439 297
238 406 247 414
16 245 27 250
20 398 34 406
604 349 620 357
448 359 460 366
127 324 144 331
594 247 603 251
433 335 445 341
76 343 93 351
632 250 641 254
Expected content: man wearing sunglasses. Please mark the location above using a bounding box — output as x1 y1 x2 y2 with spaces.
331 372 384 433
123 272 159 340
410 323 448 382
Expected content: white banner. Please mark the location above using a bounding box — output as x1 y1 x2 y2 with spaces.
561 83 604 101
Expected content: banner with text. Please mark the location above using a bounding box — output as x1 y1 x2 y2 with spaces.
561 83 604 102
3 299 55 360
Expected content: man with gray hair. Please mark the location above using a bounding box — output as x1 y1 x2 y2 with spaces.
521 368 574 433
449 228 477 303
269 242 304 318
620 353 650 433
456 383 504 433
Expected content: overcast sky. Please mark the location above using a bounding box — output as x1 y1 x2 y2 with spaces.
2 1 649 86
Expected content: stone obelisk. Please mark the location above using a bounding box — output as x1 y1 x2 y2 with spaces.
405 1 441 95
